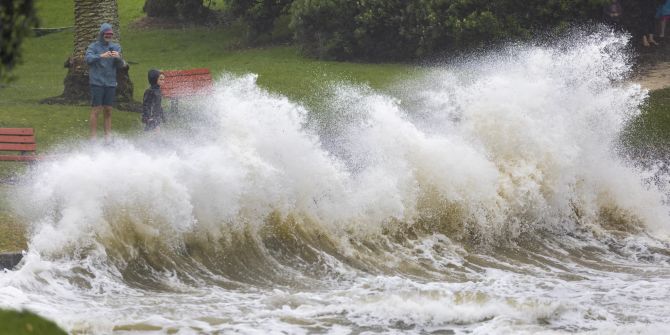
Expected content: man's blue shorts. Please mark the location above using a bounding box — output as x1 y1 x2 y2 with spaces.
90 85 116 107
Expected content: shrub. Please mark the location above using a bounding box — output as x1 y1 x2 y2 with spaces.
289 0 358 59
290 0 611 61
0 0 39 83
227 0 293 37
143 0 210 21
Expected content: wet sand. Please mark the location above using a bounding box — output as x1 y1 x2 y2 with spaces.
634 60 670 91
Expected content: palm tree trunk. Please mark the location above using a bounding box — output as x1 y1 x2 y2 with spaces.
53 0 134 109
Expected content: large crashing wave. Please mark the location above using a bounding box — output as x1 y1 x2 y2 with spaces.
2 29 670 335
8 29 670 286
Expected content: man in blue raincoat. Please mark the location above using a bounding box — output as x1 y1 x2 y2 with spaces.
85 23 125 142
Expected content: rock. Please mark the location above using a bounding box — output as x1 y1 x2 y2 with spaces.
0 253 23 270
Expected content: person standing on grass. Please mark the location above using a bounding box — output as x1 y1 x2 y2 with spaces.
603 0 623 29
85 23 125 142
658 0 670 37
641 0 661 47
142 69 165 133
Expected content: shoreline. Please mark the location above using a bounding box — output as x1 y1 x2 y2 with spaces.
634 60 670 91
633 37 670 91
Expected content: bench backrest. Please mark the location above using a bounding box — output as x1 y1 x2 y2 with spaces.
0 128 37 161
162 68 213 99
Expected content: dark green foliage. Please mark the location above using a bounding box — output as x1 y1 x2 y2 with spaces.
0 309 67 335
144 0 178 17
289 0 358 59
290 0 612 61
227 0 293 37
154 0 656 60
0 0 38 83
143 0 210 21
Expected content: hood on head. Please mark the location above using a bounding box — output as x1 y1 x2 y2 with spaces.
148 69 161 87
98 23 114 43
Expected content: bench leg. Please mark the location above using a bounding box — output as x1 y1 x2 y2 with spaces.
170 99 179 114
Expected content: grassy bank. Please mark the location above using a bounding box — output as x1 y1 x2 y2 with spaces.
622 87 670 149
0 310 67 335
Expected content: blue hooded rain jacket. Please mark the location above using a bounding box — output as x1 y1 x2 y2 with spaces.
85 23 124 87
658 0 670 17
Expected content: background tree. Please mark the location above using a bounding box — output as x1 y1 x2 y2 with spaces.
0 0 39 83
143 0 210 21
227 0 293 39
48 0 134 110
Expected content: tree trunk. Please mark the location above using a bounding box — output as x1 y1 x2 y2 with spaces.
47 0 135 110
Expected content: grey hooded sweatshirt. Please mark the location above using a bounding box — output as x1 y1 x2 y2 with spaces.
142 69 165 131
85 23 124 87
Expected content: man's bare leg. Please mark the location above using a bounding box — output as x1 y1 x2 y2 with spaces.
660 20 666 38
103 106 112 143
90 106 102 140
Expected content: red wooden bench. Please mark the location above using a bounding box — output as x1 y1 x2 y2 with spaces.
161 68 213 113
0 128 39 162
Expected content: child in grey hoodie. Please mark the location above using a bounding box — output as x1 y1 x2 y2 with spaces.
142 69 166 132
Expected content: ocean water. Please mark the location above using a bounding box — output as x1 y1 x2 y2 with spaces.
1 30 669 334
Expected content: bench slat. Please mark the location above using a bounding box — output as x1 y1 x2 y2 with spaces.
0 135 36 144
0 143 36 151
163 86 212 96
162 84 212 93
164 73 211 78
161 68 213 99
163 68 211 77
162 86 212 94
164 69 211 76
0 128 39 162
161 75 213 85
162 85 212 93
0 128 34 136
163 88 212 98
0 154 38 161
